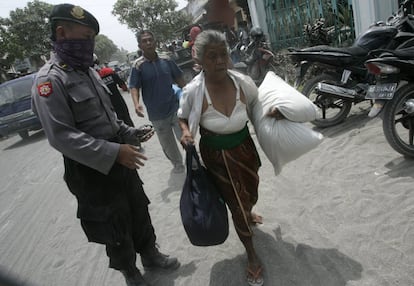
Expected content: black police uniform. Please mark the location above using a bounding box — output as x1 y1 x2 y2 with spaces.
98 67 135 127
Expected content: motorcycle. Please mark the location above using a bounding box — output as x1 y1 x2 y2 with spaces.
230 31 246 65
288 0 414 128
233 27 283 85
363 41 414 157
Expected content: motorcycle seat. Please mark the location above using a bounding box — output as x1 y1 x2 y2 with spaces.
390 47 414 60
290 45 368 57
370 46 414 60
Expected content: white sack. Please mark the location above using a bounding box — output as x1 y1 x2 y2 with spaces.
251 71 323 175
253 110 323 175
258 71 319 122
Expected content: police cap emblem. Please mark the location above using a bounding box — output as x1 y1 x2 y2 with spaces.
70 6 85 20
49 4 99 35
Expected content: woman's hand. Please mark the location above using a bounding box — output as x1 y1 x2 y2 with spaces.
180 130 194 149
267 106 285 120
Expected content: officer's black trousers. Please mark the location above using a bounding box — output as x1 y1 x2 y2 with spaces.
63 156 156 270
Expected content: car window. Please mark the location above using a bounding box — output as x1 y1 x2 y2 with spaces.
0 86 14 106
0 76 33 106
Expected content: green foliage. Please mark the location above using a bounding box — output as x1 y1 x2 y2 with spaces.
95 35 118 64
0 0 53 68
1 1 129 71
112 0 192 43
94 35 129 64
0 18 13 68
110 48 129 63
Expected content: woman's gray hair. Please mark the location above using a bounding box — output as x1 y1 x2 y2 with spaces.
193 30 229 61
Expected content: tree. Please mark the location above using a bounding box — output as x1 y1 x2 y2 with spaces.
111 48 129 63
95 35 118 64
112 0 192 44
0 17 14 73
1 1 125 73
0 1 53 70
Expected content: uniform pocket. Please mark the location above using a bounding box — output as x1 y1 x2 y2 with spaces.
77 203 128 246
68 88 102 123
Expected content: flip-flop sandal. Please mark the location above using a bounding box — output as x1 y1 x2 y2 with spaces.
246 266 264 286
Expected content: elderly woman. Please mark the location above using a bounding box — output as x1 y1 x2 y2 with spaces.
178 30 284 286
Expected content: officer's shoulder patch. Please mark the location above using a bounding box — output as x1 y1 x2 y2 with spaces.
37 82 53 97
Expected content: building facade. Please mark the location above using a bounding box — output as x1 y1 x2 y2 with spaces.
180 0 401 50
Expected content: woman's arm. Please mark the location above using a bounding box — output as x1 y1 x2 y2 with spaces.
178 118 194 148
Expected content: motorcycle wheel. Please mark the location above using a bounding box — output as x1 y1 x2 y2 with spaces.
302 73 353 128
382 83 414 158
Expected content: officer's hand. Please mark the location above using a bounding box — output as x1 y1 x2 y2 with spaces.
135 104 145 117
116 144 147 169
136 124 155 142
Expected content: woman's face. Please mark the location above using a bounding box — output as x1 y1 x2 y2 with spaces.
201 43 229 76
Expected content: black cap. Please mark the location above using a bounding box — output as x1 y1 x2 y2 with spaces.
50 4 99 40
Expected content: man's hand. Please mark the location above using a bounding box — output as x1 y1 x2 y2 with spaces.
116 144 147 169
135 104 145 117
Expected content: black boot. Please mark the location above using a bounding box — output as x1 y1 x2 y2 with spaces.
120 267 150 286
140 246 180 271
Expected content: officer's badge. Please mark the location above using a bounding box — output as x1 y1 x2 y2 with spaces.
71 6 85 19
37 82 53 97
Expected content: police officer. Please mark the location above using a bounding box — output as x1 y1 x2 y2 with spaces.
93 55 135 127
31 4 179 286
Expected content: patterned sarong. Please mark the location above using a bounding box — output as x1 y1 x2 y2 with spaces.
199 126 260 238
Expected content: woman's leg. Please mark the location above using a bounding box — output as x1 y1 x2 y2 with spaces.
200 140 263 284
